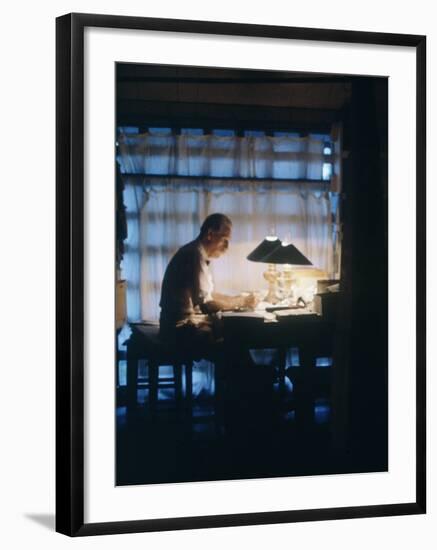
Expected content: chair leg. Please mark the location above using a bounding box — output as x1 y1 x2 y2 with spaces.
126 344 138 415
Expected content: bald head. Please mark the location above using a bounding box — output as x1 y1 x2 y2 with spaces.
199 213 232 258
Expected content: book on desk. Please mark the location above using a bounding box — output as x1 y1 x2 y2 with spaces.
220 306 319 326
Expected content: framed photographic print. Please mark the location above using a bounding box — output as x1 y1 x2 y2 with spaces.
56 12 426 536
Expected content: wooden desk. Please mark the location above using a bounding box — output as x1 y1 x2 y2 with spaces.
221 311 335 425
221 310 332 350
124 311 337 431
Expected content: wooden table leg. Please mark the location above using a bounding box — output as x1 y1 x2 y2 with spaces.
173 363 183 409
278 347 287 402
185 362 193 417
213 359 225 435
295 347 316 429
148 361 158 412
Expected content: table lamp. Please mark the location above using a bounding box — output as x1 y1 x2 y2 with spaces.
247 234 282 303
261 241 312 304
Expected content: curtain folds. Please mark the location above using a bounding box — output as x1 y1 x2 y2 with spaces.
118 131 335 180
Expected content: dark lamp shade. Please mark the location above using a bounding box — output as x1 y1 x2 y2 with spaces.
247 237 281 262
262 243 312 265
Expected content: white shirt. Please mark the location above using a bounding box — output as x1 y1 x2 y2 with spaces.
198 243 214 303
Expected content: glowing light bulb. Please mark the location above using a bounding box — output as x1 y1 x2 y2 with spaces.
265 226 278 242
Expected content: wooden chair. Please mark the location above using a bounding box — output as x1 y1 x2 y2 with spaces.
125 323 194 415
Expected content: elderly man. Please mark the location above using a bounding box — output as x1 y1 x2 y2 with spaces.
159 213 256 352
159 214 273 431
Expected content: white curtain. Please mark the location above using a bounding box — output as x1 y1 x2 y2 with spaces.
118 131 336 323
118 131 328 180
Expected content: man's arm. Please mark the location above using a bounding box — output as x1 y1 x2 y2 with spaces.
201 292 257 313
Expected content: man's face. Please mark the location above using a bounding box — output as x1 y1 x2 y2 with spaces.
204 225 232 258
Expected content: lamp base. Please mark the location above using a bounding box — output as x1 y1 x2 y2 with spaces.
263 264 279 304
265 286 279 304
277 265 296 304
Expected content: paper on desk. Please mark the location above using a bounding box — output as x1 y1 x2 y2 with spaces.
220 310 266 318
220 310 277 323
274 308 317 318
255 301 270 311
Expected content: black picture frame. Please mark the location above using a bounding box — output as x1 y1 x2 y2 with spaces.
56 12 426 537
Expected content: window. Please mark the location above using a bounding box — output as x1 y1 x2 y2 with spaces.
117 126 340 322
